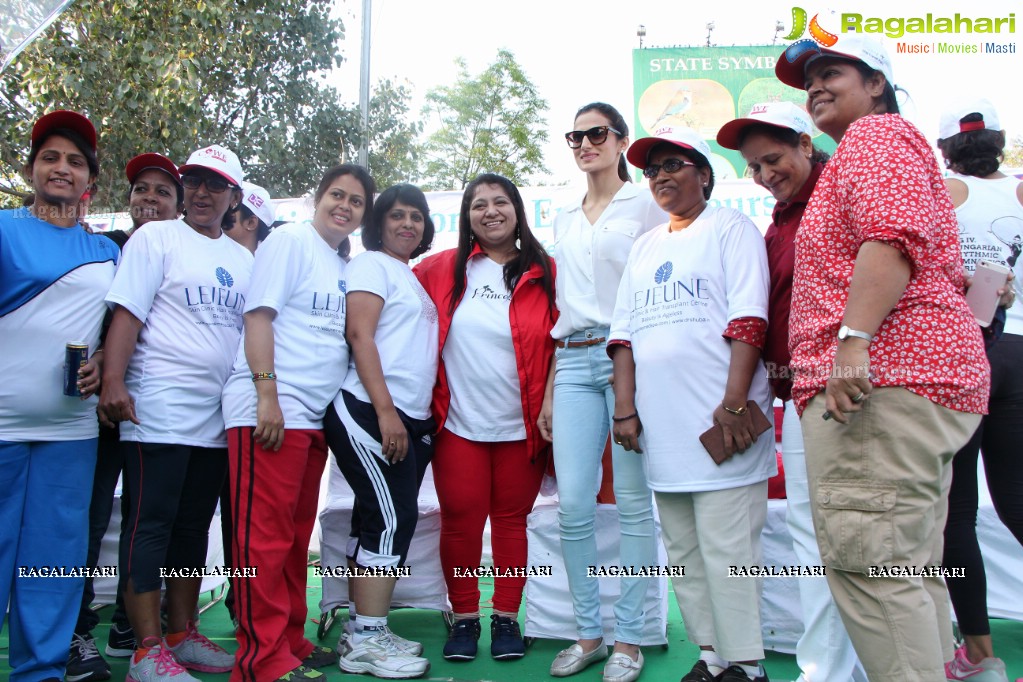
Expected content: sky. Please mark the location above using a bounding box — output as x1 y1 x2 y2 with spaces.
330 0 1023 188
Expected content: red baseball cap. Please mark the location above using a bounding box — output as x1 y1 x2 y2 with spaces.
31 110 97 152
125 153 182 186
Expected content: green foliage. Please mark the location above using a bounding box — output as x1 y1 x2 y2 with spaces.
0 0 421 209
421 49 548 191
1004 135 1023 171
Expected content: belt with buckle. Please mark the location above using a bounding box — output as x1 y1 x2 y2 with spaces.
555 337 606 349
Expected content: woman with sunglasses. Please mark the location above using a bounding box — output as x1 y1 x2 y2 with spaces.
414 173 556 663
610 127 775 682
774 37 987 680
99 144 252 682
545 102 664 682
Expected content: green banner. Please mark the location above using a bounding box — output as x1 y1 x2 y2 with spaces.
632 45 835 179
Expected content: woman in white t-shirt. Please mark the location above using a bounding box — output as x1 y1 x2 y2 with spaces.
98 144 252 682
220 164 374 681
610 127 775 682
414 173 557 663
324 184 437 680
936 98 1022 682
546 102 664 682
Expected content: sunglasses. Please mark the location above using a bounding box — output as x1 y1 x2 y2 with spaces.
564 125 622 149
181 173 235 193
642 158 699 178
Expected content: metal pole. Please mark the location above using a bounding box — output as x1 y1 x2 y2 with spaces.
357 0 371 167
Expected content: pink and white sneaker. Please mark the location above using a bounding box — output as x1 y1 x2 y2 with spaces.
166 621 234 673
945 644 1008 682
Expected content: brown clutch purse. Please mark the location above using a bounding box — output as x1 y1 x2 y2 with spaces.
699 400 773 465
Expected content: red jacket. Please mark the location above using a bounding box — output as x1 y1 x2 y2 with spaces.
414 245 557 461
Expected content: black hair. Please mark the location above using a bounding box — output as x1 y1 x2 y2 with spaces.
648 142 716 200
315 164 377 260
850 61 900 115
27 127 99 177
126 172 185 207
575 102 631 182
448 173 556 318
736 123 831 165
937 113 1005 178
362 183 435 259
236 204 272 243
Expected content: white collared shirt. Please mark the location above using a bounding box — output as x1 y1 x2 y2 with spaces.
550 182 666 339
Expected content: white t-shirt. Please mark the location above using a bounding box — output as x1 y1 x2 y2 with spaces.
106 219 253 447
443 256 525 440
950 173 1023 336
551 182 667 338
610 206 776 492
337 251 438 420
222 222 349 429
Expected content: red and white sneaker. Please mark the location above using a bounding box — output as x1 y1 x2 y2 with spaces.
945 644 1008 682
166 621 234 673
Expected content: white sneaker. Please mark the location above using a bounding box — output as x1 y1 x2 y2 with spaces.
339 625 423 656
337 629 430 679
127 638 200 682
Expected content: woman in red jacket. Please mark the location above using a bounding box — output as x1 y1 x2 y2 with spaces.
415 173 557 664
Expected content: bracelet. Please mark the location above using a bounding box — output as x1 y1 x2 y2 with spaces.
251 372 277 382
612 412 639 422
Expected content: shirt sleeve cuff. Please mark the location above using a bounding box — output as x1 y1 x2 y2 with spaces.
606 339 632 358
723 317 767 349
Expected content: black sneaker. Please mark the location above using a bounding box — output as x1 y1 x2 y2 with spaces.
681 660 720 682
104 622 135 658
66 633 111 682
718 664 769 682
301 645 337 669
443 618 481 661
489 614 525 660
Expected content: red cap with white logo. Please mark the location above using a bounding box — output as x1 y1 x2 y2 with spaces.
716 102 814 150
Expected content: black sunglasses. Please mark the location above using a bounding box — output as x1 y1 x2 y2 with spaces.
642 158 699 179
181 173 235 193
564 125 622 149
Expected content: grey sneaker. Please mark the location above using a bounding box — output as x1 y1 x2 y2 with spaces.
127 637 200 682
166 622 233 673
337 629 430 679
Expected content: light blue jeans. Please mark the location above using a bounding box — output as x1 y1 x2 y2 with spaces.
552 329 656 643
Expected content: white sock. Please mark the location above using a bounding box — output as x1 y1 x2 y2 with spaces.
345 605 358 635
699 650 727 676
737 662 762 679
352 614 387 644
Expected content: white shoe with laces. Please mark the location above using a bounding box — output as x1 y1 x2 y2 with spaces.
337 628 430 679
127 638 200 682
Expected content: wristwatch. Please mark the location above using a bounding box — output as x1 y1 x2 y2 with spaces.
722 403 748 416
837 325 874 343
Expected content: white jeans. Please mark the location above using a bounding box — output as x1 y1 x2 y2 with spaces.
782 400 867 682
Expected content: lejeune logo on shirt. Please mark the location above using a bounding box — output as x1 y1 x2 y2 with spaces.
471 283 511 301
630 260 711 330
184 266 245 325
310 278 346 336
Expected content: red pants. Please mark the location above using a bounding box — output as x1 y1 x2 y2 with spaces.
432 429 546 614
228 427 326 682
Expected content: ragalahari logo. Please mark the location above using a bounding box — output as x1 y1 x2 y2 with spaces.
782 7 838 66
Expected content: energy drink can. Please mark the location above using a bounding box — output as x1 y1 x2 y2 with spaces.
64 343 89 396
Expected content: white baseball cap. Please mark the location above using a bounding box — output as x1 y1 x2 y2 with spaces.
716 102 814 150
178 144 244 187
775 34 894 91
938 97 1002 140
240 182 274 227
627 125 712 169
